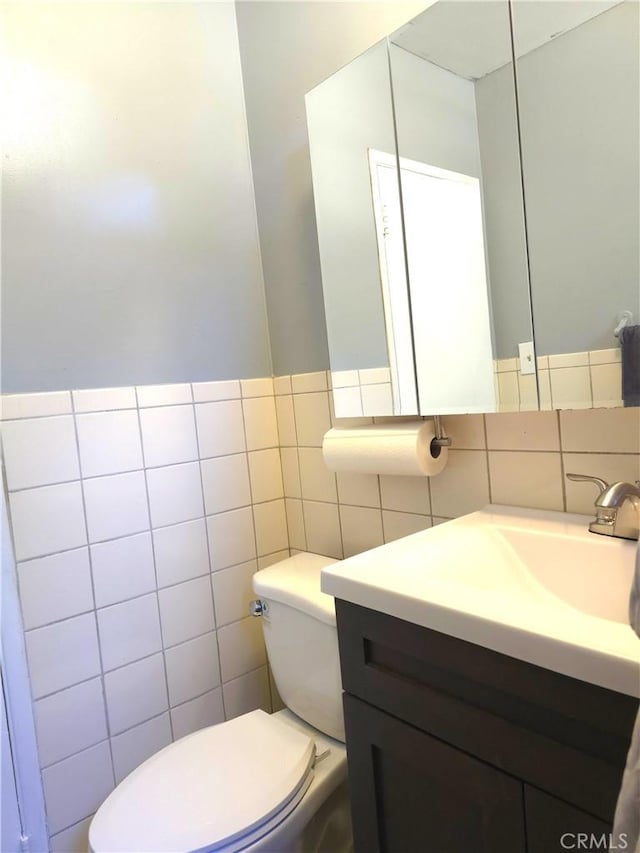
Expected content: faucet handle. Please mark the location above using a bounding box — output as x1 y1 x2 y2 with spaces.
565 473 610 496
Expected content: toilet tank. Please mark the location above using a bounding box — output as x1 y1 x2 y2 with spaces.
252 553 344 742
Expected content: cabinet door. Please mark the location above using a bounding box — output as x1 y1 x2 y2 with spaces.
344 693 526 853
525 787 611 853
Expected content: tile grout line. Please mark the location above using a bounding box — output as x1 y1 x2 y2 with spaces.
30 626 225 706
238 394 273 712
195 391 232 722
4 445 282 496
557 409 569 513
289 390 310 554
69 396 118 795
483 413 493 505
22 543 295 637
14 446 640 570
134 385 176 745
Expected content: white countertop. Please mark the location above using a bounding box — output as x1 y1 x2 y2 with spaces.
321 505 640 698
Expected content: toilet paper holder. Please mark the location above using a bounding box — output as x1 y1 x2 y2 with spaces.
431 416 452 451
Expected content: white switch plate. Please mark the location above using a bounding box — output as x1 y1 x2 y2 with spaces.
518 341 535 375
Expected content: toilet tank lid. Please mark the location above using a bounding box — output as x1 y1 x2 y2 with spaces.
253 553 339 626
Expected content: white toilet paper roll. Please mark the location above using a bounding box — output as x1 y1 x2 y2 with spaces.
322 421 448 477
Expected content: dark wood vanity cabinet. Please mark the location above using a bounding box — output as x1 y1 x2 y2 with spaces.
336 600 638 853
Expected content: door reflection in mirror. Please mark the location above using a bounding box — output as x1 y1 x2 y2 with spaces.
370 151 496 415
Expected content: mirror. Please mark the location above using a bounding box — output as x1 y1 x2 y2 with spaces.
306 41 413 418
388 0 535 415
511 0 639 409
307 1 537 417
306 0 639 418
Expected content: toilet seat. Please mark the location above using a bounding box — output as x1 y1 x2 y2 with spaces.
89 710 316 853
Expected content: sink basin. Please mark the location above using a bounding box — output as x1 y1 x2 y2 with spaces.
496 525 634 624
321 505 640 697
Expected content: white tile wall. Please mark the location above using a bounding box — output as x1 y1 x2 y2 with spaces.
9 482 87 561
164 632 221 707
18 548 94 630
489 451 564 511
275 371 640 562
299 447 337 502
293 393 331 447
4 372 640 847
25 614 102 699
201 454 251 515
242 396 279 451
158 576 216 647
380 475 430 515
170 688 225 739
241 377 274 398
222 667 271 720
103 653 168 735
218 617 267 682
340 505 384 558
97 593 163 671
90 532 157 608
336 472 380 508
248 449 284 503
146 461 204 528
2 416 80 489
76 410 142 477
285 498 306 551
1 379 283 844
1 391 72 420
496 347 625 411
253 499 288 556
326 369 393 418
211 560 258 626
139 405 198 467
49 815 93 853
275 396 297 446
382 510 431 542
136 384 192 407
302 500 343 559
34 678 108 767
152 518 210 587
111 713 172 783
207 506 257 570
72 386 137 413
83 471 149 542
41 742 114 835
195 400 246 457
192 379 241 403
291 371 327 394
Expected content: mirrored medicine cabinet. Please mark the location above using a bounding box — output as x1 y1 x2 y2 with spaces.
305 0 639 418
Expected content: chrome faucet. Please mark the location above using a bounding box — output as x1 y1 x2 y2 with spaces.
566 473 640 540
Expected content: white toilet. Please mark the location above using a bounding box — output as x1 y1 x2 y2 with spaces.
88 553 352 853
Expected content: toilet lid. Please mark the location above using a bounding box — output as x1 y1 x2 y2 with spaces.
89 710 316 853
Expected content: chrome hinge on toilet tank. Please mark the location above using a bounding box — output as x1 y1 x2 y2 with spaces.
249 599 267 617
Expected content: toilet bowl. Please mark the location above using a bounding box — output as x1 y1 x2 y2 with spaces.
89 553 352 853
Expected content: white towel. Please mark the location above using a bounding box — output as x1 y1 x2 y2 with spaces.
611 541 640 853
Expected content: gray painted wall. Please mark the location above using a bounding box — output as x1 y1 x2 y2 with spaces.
1 2 271 393
235 1 429 377
475 60 533 359
305 41 395 372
